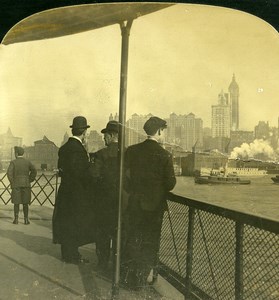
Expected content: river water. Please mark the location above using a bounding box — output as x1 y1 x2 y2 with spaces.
1 172 278 221
173 175 279 221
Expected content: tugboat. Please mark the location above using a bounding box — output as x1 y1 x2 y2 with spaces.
194 169 251 185
271 175 279 184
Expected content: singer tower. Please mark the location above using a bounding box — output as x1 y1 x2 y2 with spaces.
228 74 239 131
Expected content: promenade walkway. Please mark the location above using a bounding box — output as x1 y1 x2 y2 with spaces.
0 205 179 300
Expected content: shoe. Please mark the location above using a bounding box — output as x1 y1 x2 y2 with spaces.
24 218 30 225
63 257 90 264
13 218 19 224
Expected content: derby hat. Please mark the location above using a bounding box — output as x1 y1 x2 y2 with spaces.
70 116 90 129
143 116 167 135
101 120 119 133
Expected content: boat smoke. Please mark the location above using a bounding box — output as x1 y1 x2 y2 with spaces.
230 139 276 160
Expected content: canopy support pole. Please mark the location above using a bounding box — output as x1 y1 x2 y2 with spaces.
112 19 133 300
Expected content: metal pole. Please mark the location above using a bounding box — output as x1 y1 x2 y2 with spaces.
111 19 133 300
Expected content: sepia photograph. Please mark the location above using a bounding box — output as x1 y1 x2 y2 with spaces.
0 1 278 299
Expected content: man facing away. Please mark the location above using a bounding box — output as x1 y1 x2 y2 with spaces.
91 120 120 271
52 116 96 264
122 116 176 290
7 146 37 225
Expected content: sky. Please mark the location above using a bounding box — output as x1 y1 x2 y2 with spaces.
0 4 279 146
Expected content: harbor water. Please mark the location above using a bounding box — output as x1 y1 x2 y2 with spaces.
173 175 279 221
1 171 279 221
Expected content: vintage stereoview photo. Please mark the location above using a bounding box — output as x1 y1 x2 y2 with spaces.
0 2 278 300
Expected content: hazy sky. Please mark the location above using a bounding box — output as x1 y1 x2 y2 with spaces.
1 4 279 146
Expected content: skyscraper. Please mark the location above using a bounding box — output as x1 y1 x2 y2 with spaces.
165 113 203 151
211 90 231 138
228 74 240 131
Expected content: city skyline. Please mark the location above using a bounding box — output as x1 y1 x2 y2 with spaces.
1 111 277 148
1 4 279 145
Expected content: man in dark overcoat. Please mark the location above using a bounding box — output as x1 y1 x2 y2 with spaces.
7 146 37 225
52 116 96 264
122 116 176 289
91 120 120 271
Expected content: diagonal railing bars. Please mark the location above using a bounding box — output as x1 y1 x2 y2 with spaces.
0 172 59 206
159 192 279 300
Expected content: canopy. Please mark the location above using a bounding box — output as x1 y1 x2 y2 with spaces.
1 3 173 45
0 0 279 46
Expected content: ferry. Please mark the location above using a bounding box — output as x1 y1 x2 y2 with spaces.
200 167 267 177
225 167 267 177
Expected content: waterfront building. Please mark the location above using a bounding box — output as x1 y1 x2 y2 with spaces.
209 136 230 154
202 127 212 151
0 128 22 170
181 151 228 176
166 112 203 151
125 113 152 146
87 130 104 152
228 130 254 154
61 132 69 146
24 136 58 171
228 74 240 131
269 126 278 152
195 118 203 150
211 90 231 138
254 121 270 140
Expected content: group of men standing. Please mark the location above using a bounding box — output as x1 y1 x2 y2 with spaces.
52 115 176 290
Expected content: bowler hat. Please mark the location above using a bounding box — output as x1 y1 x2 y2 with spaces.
14 146 24 156
143 116 167 135
70 116 90 129
101 121 119 133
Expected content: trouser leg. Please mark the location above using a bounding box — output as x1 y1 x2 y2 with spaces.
13 204 19 224
23 204 30 224
61 241 80 263
96 226 111 269
137 210 164 287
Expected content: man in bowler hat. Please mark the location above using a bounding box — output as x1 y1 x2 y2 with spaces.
52 116 96 264
7 146 37 225
122 116 176 289
91 120 121 271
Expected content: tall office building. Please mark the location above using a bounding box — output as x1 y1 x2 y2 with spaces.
125 113 152 146
166 113 203 151
109 113 119 121
211 90 231 138
228 74 239 130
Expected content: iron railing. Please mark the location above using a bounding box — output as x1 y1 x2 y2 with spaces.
159 193 279 300
0 173 278 299
0 172 59 206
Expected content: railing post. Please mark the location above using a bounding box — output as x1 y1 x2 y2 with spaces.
235 222 244 300
185 207 195 300
55 171 59 205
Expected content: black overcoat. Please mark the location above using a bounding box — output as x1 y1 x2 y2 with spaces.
125 139 176 212
52 137 96 246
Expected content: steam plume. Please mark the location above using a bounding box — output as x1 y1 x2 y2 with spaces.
230 139 276 160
